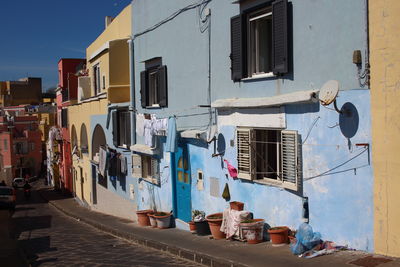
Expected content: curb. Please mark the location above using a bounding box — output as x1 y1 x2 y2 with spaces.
39 189 249 267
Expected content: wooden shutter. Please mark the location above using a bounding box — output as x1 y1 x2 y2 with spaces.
231 15 244 81
157 65 168 107
237 128 255 180
151 158 160 184
112 110 118 147
272 0 288 75
124 112 131 147
140 70 148 108
131 154 143 178
281 130 298 190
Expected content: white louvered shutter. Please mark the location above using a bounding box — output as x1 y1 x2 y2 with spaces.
151 158 160 185
237 128 255 180
281 130 298 190
131 154 143 178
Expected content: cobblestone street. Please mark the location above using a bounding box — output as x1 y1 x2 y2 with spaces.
11 189 200 267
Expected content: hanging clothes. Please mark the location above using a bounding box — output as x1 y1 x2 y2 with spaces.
165 116 177 153
99 146 107 177
143 116 169 147
224 159 238 178
119 154 127 176
108 151 118 177
136 113 145 137
144 119 154 147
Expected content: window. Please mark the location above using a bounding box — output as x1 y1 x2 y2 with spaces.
112 109 131 148
61 109 68 128
4 139 8 151
140 58 168 108
231 0 289 81
236 127 299 190
93 64 101 95
14 142 28 155
132 154 160 185
29 142 35 152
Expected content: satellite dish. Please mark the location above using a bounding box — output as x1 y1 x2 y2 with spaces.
319 80 339 106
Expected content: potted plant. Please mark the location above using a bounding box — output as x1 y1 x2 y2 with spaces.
136 209 153 227
239 219 264 244
206 213 226 240
153 211 172 229
188 210 202 233
148 211 157 228
268 226 289 245
191 210 211 235
230 201 244 211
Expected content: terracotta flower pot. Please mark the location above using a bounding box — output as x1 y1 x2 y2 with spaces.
230 201 244 211
268 226 289 244
189 221 196 233
153 212 171 229
136 209 153 227
240 219 264 244
206 213 226 240
148 213 157 228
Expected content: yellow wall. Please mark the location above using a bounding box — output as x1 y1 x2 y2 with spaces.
86 4 131 100
370 0 400 257
69 99 107 204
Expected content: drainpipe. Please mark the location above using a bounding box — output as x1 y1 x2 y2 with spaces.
365 0 370 87
128 38 136 146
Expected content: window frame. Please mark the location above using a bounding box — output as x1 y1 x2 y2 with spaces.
112 109 131 149
131 154 160 185
93 64 101 95
236 127 299 190
140 58 168 108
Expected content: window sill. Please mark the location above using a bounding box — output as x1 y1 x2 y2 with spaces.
145 104 161 109
130 144 159 155
242 72 275 81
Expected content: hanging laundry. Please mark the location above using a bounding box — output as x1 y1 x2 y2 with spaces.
99 146 107 177
143 115 169 147
136 113 145 136
144 119 154 147
119 154 127 176
108 151 118 177
224 159 238 178
165 116 177 153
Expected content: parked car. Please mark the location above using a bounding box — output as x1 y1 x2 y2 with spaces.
0 186 16 210
12 178 25 189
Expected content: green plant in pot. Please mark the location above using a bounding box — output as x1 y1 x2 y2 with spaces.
206 213 226 239
192 210 211 236
240 219 265 244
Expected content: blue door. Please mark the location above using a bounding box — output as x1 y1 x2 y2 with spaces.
174 145 191 222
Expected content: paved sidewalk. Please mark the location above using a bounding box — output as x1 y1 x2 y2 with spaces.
38 187 399 267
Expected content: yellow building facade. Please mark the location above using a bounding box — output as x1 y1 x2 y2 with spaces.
68 4 131 205
370 0 400 257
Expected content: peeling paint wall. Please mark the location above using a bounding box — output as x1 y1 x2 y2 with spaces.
370 0 400 257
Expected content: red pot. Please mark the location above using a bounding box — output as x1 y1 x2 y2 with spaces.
268 226 289 244
136 209 153 227
189 221 196 233
230 201 244 211
206 213 226 240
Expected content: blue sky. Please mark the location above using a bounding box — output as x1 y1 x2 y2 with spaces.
0 0 131 91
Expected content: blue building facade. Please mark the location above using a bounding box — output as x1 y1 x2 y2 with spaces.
129 0 372 251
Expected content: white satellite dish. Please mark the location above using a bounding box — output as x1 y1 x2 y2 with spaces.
319 80 339 106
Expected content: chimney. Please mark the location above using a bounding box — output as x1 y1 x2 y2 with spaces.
105 16 114 28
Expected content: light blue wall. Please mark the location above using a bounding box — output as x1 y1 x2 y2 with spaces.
131 0 373 251
90 114 138 205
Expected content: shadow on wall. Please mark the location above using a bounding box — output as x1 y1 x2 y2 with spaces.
339 102 359 149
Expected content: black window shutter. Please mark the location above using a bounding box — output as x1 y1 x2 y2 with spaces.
140 70 148 108
125 112 131 146
112 110 119 147
272 0 289 75
230 15 243 82
157 65 168 107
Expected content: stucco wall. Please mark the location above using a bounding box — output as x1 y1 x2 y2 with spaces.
69 99 107 204
370 0 400 257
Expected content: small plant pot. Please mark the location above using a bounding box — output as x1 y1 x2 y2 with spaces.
206 213 226 240
230 201 244 211
268 226 289 245
240 219 264 244
148 213 157 228
189 221 196 233
194 221 211 236
136 209 153 227
153 212 171 229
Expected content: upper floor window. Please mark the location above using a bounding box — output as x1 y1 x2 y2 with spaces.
140 57 168 108
112 109 131 148
93 64 101 95
231 0 289 81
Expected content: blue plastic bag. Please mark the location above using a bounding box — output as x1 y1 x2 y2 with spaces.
290 223 322 255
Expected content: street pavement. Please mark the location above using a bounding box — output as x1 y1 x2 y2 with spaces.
3 179 400 267
10 184 201 267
